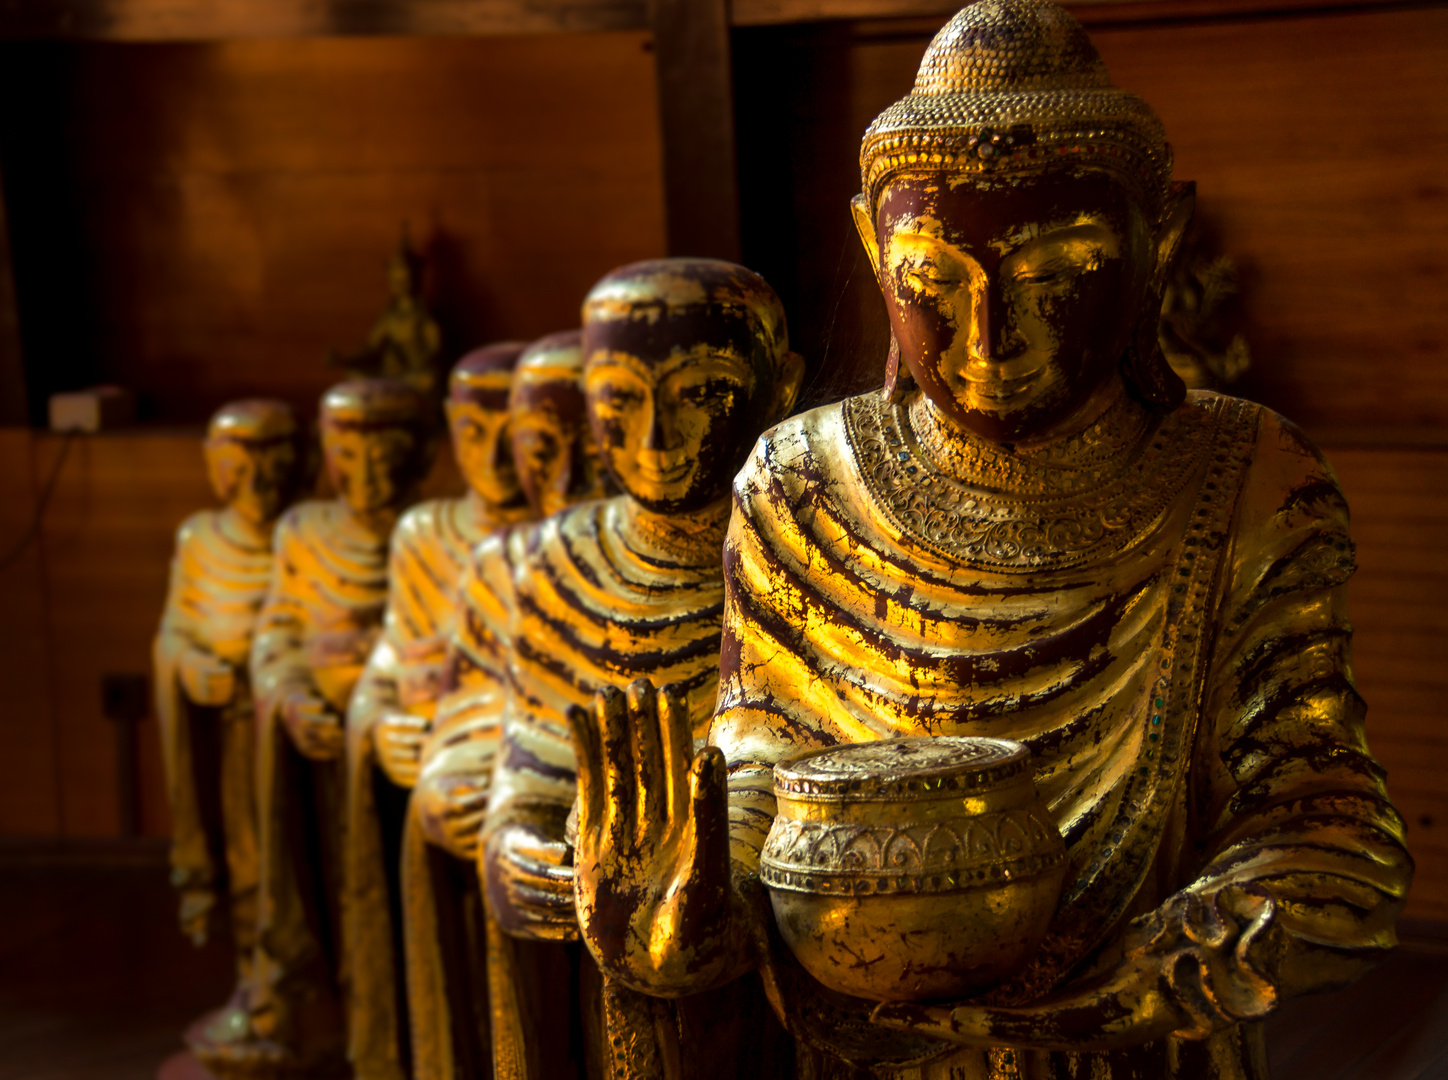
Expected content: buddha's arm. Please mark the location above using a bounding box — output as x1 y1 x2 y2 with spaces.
411 532 514 860
156 517 237 708
1179 415 1411 1027
475 540 581 941
251 512 342 759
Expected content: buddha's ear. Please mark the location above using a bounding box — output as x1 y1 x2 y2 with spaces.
770 349 806 424
1152 180 1195 291
851 193 884 288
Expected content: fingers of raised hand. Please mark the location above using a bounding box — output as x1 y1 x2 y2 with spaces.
626 679 665 841
595 685 635 849
567 703 603 848
658 682 694 825
686 746 730 872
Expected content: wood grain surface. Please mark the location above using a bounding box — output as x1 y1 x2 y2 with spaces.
0 32 666 424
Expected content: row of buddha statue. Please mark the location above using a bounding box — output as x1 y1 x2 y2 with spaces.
152 3 1412 1079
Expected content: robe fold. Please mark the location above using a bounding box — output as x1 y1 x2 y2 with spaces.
153 509 272 971
712 389 1412 1080
345 495 526 1080
249 500 393 1064
453 496 790 1080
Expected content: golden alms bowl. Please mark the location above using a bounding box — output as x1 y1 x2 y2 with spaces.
760 736 1067 1003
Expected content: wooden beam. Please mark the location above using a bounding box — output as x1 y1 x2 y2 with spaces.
0 0 647 40
730 0 1431 27
649 0 742 260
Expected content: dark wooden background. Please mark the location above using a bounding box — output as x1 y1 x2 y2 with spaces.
0 0 1443 924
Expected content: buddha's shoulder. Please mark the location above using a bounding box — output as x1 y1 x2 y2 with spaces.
1183 390 1346 523
174 508 223 548
271 500 341 548
739 398 858 487
471 498 608 574
391 497 465 549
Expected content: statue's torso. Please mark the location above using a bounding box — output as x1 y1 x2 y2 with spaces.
164 508 275 666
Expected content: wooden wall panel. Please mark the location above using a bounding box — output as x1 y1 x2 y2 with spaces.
34 432 214 837
0 430 60 834
0 32 666 424
1328 447 1448 921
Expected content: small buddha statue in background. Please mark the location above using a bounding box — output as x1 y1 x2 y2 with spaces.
454 260 802 1079
401 328 603 1080
194 379 429 1078
341 343 532 1080
567 4 1413 1078
330 238 445 404
154 399 302 1023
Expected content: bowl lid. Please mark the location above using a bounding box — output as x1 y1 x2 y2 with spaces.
773 736 1028 802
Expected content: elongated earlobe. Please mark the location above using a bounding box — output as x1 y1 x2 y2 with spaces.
1153 181 1196 292
851 194 884 288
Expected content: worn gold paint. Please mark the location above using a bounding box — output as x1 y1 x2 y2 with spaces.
191 379 427 1079
566 3 1412 1079
154 400 301 1039
344 347 533 1080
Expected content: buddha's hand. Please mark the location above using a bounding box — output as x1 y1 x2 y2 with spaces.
482 815 578 942
568 679 740 997
871 887 1275 1051
375 711 428 788
178 646 235 707
414 768 490 858
280 691 344 761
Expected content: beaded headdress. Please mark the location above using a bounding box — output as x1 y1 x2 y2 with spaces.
860 0 1172 217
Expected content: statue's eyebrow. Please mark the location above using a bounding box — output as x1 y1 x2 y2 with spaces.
993 213 1114 252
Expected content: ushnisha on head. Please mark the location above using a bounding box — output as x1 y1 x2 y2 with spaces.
319 378 429 521
853 0 1194 443
509 330 611 518
581 258 804 514
446 342 529 510
204 399 303 528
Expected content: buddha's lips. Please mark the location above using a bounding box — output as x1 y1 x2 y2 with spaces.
964 365 1044 401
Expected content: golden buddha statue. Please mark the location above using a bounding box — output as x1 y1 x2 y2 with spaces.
331 239 445 403
154 400 301 1008
566 4 1413 1078
445 260 803 1080
401 328 612 1080
194 379 429 1078
340 343 533 1080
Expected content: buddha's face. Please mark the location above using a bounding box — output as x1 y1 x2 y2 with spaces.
510 377 600 517
869 170 1152 442
446 395 520 508
586 342 756 514
323 424 417 515
206 437 297 527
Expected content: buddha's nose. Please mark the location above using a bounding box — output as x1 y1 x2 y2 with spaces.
968 278 1016 363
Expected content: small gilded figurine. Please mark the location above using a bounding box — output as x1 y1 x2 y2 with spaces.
153 399 302 1018
330 237 445 404
194 379 429 1078
341 344 533 1080
451 260 803 1079
401 328 608 1080
567 4 1412 1079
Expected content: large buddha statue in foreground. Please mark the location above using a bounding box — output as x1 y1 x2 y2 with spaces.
568 4 1412 1078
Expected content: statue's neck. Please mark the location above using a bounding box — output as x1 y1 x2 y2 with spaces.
218 505 274 546
338 501 400 541
463 487 529 529
622 496 731 566
909 375 1154 490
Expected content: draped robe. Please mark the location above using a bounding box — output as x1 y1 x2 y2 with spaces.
712 388 1412 1080
452 496 787 1080
248 500 394 1064
345 496 527 1080
153 509 271 975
